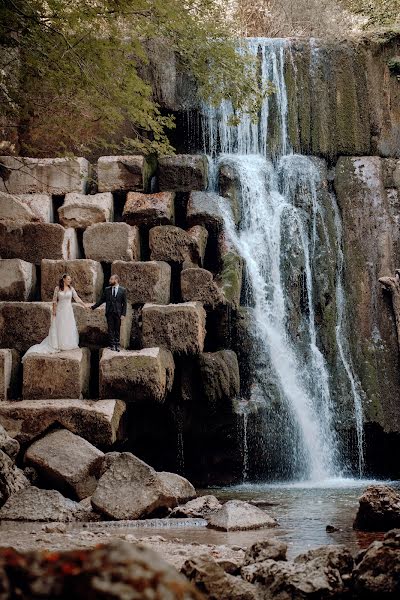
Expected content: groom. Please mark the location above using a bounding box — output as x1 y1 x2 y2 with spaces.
91 274 127 351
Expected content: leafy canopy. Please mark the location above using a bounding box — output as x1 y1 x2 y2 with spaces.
1 0 261 156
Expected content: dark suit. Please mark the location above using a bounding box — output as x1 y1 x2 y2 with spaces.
91 285 127 348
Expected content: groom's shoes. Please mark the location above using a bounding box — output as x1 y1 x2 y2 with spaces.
115 346 121 352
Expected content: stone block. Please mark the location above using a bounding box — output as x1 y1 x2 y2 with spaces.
0 156 89 194
123 191 175 226
0 302 52 353
216 231 243 308
22 348 90 400
99 347 174 402
97 155 156 192
83 222 140 262
181 267 224 308
25 428 104 500
158 155 208 191
0 259 36 301
0 399 126 447
198 350 240 404
112 260 171 304
187 191 232 232
142 302 206 354
0 349 19 401
0 191 53 223
73 304 132 349
41 259 103 303
149 225 208 265
58 192 113 228
0 223 79 265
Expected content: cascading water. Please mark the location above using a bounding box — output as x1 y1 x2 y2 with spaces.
202 38 365 480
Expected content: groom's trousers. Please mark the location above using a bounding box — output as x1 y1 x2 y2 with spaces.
107 313 121 348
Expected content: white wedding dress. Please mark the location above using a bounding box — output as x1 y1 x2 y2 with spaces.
23 287 80 361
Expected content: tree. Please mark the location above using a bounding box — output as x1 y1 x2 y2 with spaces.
0 0 261 156
340 0 400 29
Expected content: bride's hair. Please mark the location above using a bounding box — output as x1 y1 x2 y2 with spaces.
59 273 70 291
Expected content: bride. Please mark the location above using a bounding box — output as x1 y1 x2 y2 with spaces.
23 274 87 361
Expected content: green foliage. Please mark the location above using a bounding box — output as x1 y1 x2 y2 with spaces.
339 0 400 29
0 0 261 156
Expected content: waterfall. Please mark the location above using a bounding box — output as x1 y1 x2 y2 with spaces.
201 38 364 480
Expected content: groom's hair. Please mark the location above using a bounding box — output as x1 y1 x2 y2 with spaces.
111 274 119 282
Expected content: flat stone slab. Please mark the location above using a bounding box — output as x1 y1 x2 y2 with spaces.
0 191 53 223
83 222 140 262
23 348 90 400
73 304 132 349
0 302 52 353
158 155 208 191
58 192 113 228
97 155 156 192
0 259 36 301
0 223 79 265
0 349 18 401
207 500 278 531
0 399 126 447
41 259 103 303
25 428 104 500
99 347 174 402
142 302 206 354
0 156 89 194
112 260 171 304
123 191 175 226
181 267 224 308
149 225 208 265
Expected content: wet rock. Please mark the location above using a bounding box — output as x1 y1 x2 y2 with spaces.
158 154 208 192
0 449 29 506
83 222 140 262
186 191 228 233
244 539 288 564
0 424 19 460
198 350 240 405
0 191 53 223
25 428 104 500
58 192 113 228
0 156 89 194
216 232 243 308
353 528 400 595
326 524 340 533
0 399 126 447
0 349 18 401
112 260 171 304
41 259 103 303
97 155 156 192
142 302 206 354
22 348 91 400
0 541 203 597
181 267 224 308
353 485 400 531
170 495 222 519
99 347 174 402
0 486 82 521
158 472 196 508
0 258 36 301
73 303 132 349
207 500 277 531
219 162 242 224
149 225 208 265
182 555 259 600
0 301 52 353
123 191 175 226
0 222 79 264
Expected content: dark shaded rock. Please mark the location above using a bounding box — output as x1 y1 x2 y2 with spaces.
187 191 233 233
181 267 224 308
198 350 240 405
353 528 400 596
207 500 277 531
123 191 175 226
244 539 287 564
0 301 52 354
149 225 208 265
354 485 400 531
0 449 29 507
0 424 19 460
158 155 208 192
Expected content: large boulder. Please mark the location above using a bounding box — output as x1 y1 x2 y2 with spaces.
22 348 91 400
73 304 132 349
216 232 243 308
0 156 90 194
0 486 82 521
123 191 175 226
0 542 203 598
158 472 196 508
353 528 400 596
243 539 288 565
25 429 104 500
181 267 224 308
0 450 29 507
0 349 18 401
91 452 168 520
41 259 103 303
0 424 19 460
99 347 174 402
170 495 222 519
97 155 156 192
112 260 171 304
354 485 400 531
158 155 208 192
0 301 52 353
149 225 208 265
0 399 126 447
187 191 232 233
142 302 206 354
0 259 36 301
58 192 113 228
0 222 79 264
0 191 53 223
198 350 240 404
207 500 277 531
83 222 140 262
